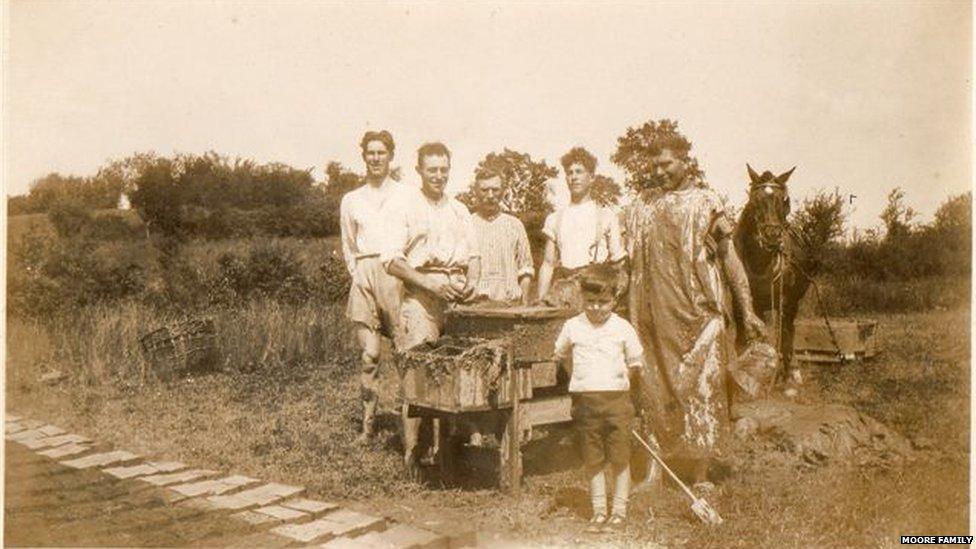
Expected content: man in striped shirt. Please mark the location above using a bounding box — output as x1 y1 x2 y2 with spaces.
339 130 404 445
470 168 534 305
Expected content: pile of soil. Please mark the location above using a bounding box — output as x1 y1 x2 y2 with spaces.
731 399 913 467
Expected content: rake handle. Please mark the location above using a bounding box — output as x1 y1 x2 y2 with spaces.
630 429 700 503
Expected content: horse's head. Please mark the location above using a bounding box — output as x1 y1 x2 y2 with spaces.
745 164 795 252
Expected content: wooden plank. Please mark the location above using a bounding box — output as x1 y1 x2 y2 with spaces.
530 362 558 389
500 345 522 495
447 304 571 320
524 396 573 426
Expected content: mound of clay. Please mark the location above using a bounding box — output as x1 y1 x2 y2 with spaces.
731 399 913 466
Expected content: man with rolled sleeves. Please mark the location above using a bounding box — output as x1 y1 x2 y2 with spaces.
380 141 482 471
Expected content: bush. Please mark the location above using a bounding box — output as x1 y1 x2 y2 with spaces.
801 275 970 316
214 241 310 304
48 200 94 238
313 251 352 303
7 232 150 316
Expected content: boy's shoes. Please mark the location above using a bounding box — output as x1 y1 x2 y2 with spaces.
605 514 626 529
584 512 607 533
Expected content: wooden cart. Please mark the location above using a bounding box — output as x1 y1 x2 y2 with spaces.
398 305 576 494
793 318 878 363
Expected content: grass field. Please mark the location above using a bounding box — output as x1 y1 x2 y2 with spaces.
6 297 969 547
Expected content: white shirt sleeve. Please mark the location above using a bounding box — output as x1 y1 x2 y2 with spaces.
379 190 411 269
461 206 480 259
553 320 573 361
339 193 357 276
542 211 558 243
604 207 627 262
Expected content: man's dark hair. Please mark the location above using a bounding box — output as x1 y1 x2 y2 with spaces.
579 263 617 296
360 130 395 155
649 133 693 160
560 147 597 174
475 165 503 183
416 142 451 167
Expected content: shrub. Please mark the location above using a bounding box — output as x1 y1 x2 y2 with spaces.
313 251 352 303
214 241 310 304
48 199 94 238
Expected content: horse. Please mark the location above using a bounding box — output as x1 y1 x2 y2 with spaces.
733 164 812 384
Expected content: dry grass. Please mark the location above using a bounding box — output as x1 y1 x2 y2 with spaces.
5 299 969 547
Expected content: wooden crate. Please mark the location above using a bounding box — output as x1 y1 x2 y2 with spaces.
445 305 575 364
397 337 532 414
793 319 878 363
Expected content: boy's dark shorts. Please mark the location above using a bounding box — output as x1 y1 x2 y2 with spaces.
571 391 634 476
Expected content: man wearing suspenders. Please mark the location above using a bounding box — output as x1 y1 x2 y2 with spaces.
536 147 626 309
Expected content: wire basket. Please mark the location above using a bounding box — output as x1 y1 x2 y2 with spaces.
139 317 218 379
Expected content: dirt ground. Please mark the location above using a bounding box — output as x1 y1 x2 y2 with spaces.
6 307 969 547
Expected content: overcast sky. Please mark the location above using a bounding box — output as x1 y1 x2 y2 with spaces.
3 1 971 229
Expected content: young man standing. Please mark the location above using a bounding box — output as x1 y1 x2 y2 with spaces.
380 142 482 469
339 130 404 445
536 147 626 309
470 168 534 305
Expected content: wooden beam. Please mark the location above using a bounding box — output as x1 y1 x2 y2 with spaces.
523 396 572 426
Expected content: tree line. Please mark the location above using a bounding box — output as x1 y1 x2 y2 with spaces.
8 119 971 285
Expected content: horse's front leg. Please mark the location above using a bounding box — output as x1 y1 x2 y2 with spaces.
781 302 802 384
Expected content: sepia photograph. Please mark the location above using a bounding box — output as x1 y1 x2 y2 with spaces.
2 1 972 547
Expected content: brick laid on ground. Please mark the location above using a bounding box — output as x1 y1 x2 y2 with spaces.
38 443 94 459
9 426 65 443
271 509 386 544
233 504 311 526
233 509 289 527
206 482 304 511
61 450 141 469
332 523 449 549
280 498 339 516
166 475 259 502
23 433 90 450
11 419 44 430
39 425 66 436
224 532 294 548
103 461 186 479
140 469 219 487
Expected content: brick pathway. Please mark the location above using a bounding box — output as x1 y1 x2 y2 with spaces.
4 413 474 548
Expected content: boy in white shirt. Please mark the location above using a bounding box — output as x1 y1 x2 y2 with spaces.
553 263 644 528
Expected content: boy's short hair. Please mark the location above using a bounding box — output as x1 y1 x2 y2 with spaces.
579 263 617 297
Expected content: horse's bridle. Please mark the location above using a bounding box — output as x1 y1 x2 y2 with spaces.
750 181 790 253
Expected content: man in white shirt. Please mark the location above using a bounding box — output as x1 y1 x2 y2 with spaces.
536 147 626 309
339 130 404 444
381 141 482 469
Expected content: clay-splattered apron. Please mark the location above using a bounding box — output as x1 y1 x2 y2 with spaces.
625 188 736 459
